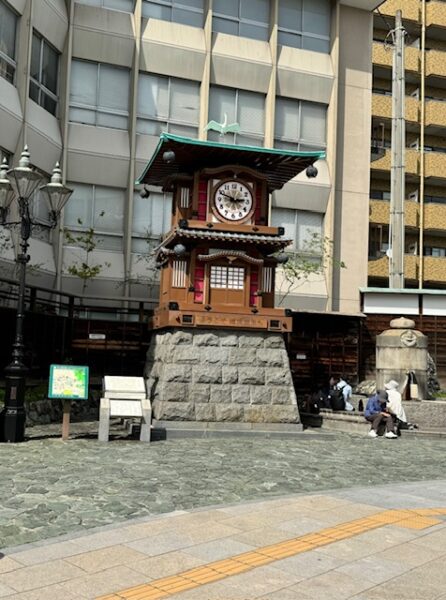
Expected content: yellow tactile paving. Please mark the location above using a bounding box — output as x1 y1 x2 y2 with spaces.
392 516 442 529
97 508 446 600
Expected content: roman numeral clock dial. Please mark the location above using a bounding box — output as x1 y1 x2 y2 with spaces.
212 180 254 223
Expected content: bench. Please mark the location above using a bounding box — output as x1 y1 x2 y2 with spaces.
98 376 151 442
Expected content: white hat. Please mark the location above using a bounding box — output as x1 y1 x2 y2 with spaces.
385 380 399 390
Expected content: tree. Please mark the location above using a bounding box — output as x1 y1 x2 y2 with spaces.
64 213 110 295
276 232 346 305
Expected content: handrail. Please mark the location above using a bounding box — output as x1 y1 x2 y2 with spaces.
0 275 158 305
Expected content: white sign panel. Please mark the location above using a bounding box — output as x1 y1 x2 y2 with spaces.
363 293 419 315
423 295 446 316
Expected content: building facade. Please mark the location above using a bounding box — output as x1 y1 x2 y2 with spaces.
370 0 446 290
0 0 381 316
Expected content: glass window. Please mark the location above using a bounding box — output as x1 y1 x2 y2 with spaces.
278 0 330 54
75 0 134 11
274 97 326 151
0 147 11 164
136 73 199 137
271 208 323 253
0 0 17 84
208 85 265 146
424 247 446 257
69 60 130 130
131 190 172 252
64 183 125 251
142 0 204 28
29 32 59 115
213 0 270 41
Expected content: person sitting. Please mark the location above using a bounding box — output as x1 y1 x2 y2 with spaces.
385 380 418 432
364 390 398 438
337 376 354 411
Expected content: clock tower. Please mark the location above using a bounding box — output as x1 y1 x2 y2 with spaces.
139 133 323 434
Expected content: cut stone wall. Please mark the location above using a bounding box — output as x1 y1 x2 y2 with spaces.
144 328 300 425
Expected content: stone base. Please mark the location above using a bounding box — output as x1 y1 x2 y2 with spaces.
152 420 304 439
144 328 300 425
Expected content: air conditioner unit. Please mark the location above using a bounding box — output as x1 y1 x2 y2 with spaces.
408 190 419 202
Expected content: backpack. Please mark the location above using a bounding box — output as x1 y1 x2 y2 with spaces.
328 388 345 411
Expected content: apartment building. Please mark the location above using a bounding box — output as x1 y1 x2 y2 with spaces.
370 0 446 289
0 0 381 316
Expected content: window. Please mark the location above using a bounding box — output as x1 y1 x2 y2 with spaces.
424 247 446 257
75 0 134 11
64 183 125 251
278 0 330 53
274 97 326 151
425 195 446 205
271 208 323 253
69 60 130 130
136 74 200 137
0 1 17 84
370 190 391 201
210 266 244 289
30 32 59 115
368 226 388 258
142 0 204 27
425 246 446 258
208 86 265 146
0 148 11 164
213 0 270 41
131 190 172 252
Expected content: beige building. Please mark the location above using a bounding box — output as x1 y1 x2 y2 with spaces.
0 0 382 316
370 0 446 289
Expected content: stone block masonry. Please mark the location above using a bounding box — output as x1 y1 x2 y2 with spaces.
144 328 300 426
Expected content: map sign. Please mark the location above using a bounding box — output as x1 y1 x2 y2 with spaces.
48 365 89 400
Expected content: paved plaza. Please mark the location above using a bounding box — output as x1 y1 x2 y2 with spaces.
0 427 445 598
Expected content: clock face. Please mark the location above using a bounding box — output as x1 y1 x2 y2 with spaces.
212 180 254 223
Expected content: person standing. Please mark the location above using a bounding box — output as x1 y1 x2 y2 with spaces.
364 390 398 438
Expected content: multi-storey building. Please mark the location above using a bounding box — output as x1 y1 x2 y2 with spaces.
370 0 446 289
0 0 382 317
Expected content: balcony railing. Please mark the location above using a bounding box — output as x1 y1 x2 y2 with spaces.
368 254 418 281
426 0 446 29
373 41 419 73
424 256 446 283
426 98 446 130
369 199 419 228
377 0 420 23
371 148 419 176
372 93 419 124
425 151 446 179
426 49 446 78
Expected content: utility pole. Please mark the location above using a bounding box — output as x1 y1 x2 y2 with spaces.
389 10 406 289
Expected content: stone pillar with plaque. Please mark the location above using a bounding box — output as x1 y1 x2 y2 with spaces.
138 133 324 433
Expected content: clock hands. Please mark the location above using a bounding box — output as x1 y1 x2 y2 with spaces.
219 191 243 203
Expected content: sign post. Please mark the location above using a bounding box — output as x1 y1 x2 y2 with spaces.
48 365 89 440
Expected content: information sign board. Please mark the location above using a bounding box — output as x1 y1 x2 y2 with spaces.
48 364 89 400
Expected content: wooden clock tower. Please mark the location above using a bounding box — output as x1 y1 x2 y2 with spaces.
138 133 323 432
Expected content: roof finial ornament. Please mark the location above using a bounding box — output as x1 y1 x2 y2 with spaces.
204 113 241 138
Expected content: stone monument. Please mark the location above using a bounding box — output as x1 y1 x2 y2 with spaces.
376 317 428 400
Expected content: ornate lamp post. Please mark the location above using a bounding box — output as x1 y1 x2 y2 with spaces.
0 147 72 443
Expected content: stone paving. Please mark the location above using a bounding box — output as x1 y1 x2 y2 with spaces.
1 424 445 550
0 480 445 599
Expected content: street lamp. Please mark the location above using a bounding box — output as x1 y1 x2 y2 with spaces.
0 147 73 443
